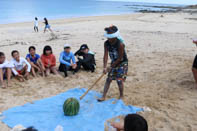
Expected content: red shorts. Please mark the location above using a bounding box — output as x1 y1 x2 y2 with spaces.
17 70 22 75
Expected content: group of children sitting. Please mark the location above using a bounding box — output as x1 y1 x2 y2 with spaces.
0 44 96 88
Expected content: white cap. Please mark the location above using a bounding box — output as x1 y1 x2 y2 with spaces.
64 44 71 48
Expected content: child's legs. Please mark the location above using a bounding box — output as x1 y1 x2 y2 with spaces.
49 28 53 33
51 66 58 75
101 77 113 99
0 68 5 86
45 68 50 76
31 66 36 77
192 68 197 85
21 65 28 75
44 27 47 33
6 68 11 85
116 78 124 98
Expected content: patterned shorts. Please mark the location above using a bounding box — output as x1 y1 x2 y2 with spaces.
108 63 128 80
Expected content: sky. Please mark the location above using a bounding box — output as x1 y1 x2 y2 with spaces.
99 0 197 5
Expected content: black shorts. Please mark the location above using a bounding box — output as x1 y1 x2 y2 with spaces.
193 55 197 69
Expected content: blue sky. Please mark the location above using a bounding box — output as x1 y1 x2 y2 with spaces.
99 0 197 5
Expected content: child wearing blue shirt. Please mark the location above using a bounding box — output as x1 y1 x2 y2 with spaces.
26 46 45 77
59 44 77 77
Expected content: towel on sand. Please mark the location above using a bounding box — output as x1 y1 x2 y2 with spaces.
2 88 142 131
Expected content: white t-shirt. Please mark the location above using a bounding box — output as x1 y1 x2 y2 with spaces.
34 20 38 27
11 57 31 75
0 60 14 73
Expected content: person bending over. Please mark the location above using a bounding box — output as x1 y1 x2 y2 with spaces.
11 50 31 82
41 45 58 76
26 46 45 77
111 114 148 131
75 44 96 72
0 52 13 88
59 44 77 77
98 25 128 102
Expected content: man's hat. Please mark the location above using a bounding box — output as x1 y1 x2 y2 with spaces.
64 44 71 48
80 44 89 50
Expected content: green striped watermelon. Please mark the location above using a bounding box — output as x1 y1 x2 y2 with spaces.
63 98 80 116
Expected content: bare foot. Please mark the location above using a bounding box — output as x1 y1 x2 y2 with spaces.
119 96 124 100
97 97 105 102
19 78 25 82
7 82 12 88
2 83 7 89
111 122 124 130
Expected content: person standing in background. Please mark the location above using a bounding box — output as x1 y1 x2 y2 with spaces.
34 17 39 32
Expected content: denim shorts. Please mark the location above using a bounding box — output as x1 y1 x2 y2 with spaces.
45 24 51 29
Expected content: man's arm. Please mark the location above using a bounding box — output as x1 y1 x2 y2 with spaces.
103 44 108 69
79 54 93 63
26 58 39 68
23 58 31 72
71 53 76 64
59 53 71 66
111 43 124 68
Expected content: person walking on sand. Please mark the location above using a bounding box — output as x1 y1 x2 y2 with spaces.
34 17 39 32
192 39 197 88
98 25 128 102
43 18 53 33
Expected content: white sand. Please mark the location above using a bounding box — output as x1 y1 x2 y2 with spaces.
0 12 197 131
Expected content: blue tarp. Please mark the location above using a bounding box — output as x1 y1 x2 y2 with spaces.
1 88 142 131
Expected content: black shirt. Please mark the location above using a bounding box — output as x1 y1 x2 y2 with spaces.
105 39 128 66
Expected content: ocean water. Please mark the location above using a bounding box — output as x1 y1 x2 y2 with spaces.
0 0 188 24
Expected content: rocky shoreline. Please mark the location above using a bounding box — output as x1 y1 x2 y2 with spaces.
138 4 197 13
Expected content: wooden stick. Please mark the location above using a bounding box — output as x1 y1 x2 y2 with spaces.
80 73 105 100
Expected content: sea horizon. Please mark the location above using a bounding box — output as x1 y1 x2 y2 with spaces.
0 0 193 24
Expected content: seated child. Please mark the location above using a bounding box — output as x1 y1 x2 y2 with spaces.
59 44 77 77
111 114 148 131
0 52 13 88
192 39 197 88
41 45 58 76
11 50 31 81
26 46 45 77
75 44 96 72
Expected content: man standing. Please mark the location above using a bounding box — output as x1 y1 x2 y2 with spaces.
98 25 128 102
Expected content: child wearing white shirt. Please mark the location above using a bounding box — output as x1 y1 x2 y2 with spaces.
0 52 13 88
11 50 31 82
34 17 39 32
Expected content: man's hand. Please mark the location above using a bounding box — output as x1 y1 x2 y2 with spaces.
17 74 24 78
36 67 41 72
24 72 29 77
71 64 77 69
103 68 108 74
111 122 124 130
193 39 197 44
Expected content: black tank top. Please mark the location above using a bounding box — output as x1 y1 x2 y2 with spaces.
105 39 128 66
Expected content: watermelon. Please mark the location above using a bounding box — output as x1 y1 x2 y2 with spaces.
63 98 80 116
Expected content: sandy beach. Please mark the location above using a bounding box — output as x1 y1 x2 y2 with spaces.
0 12 197 130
